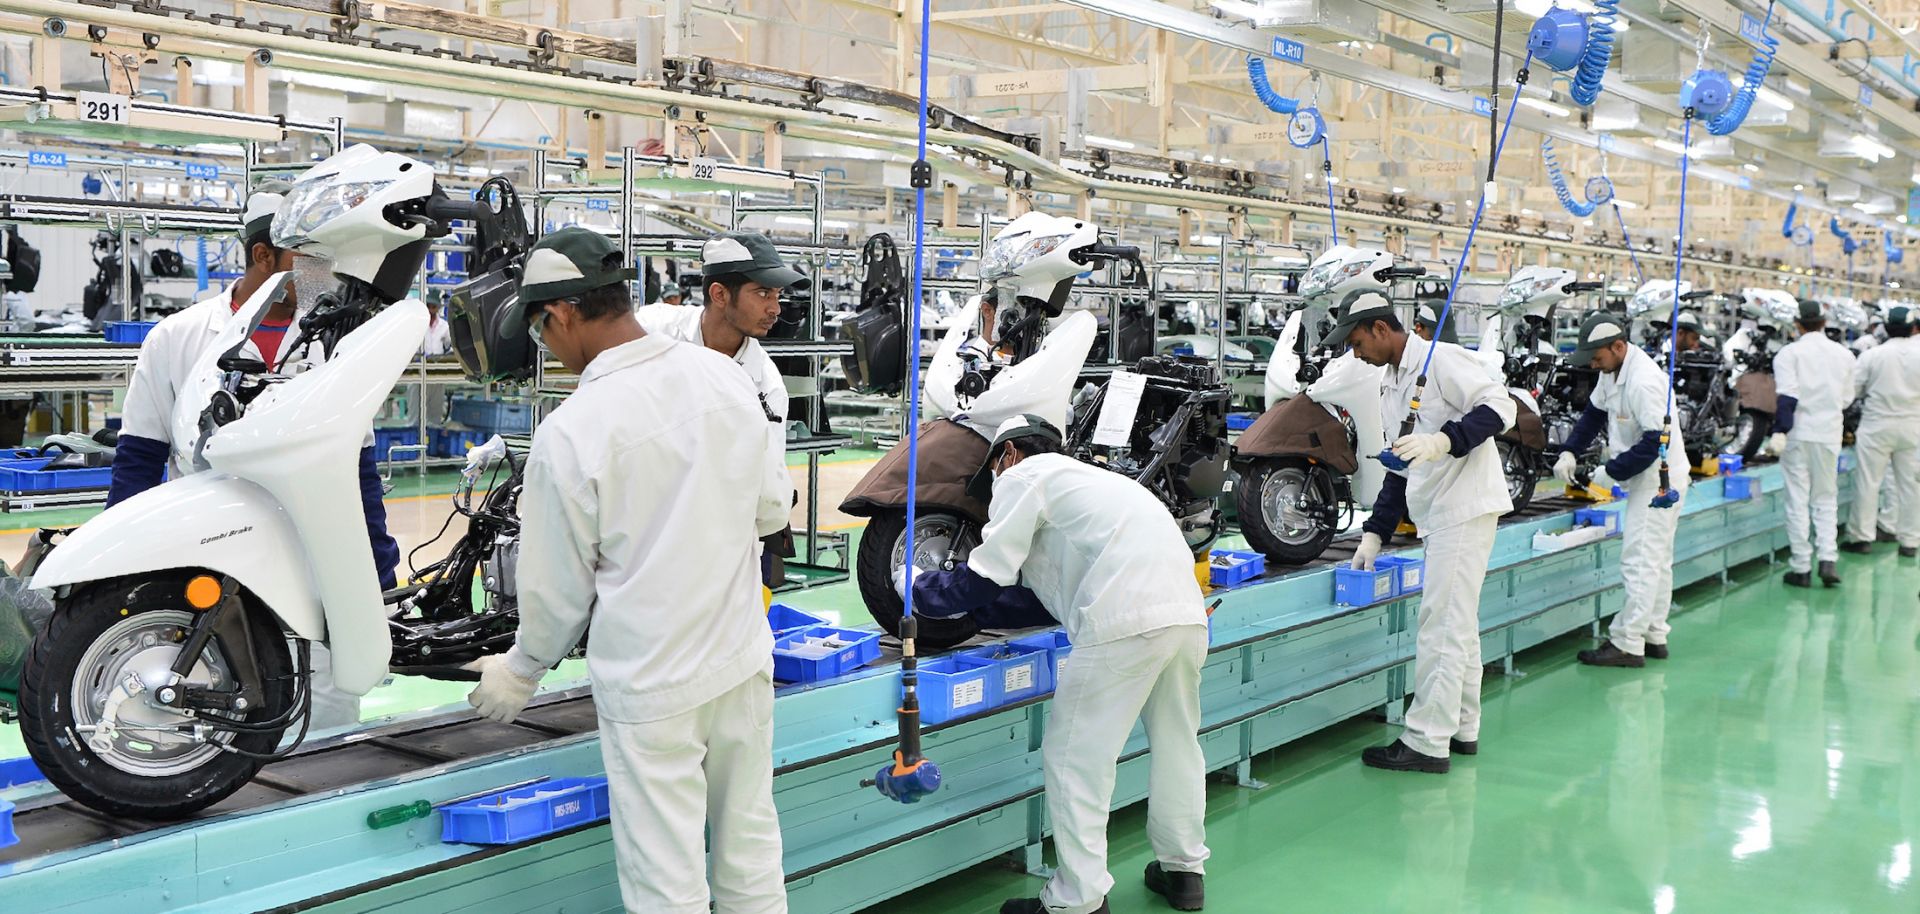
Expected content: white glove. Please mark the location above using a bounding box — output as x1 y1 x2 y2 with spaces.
461 435 510 485
465 652 543 724
1390 432 1452 465
1551 451 1578 485
1767 432 1788 456
1591 465 1615 492
1351 532 1382 571
892 564 922 600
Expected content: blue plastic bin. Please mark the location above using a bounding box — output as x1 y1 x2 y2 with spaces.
917 654 1001 724
428 427 490 458
771 626 882 683
1225 412 1257 431
1723 474 1757 500
765 603 827 640
439 777 611 844
1572 508 1620 534
1333 566 1397 606
1718 453 1744 474
103 321 157 344
1 799 14 849
0 457 112 493
372 426 421 462
960 643 1053 704
1375 556 1424 595
1010 631 1073 687
0 756 43 788
1208 549 1265 587
449 396 534 435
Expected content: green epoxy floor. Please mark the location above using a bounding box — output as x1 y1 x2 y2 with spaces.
858 548 1920 914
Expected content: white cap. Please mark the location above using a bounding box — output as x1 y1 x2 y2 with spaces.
242 191 286 244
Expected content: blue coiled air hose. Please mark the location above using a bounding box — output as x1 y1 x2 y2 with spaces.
1830 217 1858 255
1246 55 1300 114
1570 0 1620 106
1542 137 1607 217
1707 1 1779 136
1527 0 1619 107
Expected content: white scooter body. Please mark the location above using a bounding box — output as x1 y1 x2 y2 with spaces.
1259 311 1386 507
921 295 1095 436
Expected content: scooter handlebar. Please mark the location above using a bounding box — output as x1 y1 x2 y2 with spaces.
1378 265 1427 280
1566 281 1605 293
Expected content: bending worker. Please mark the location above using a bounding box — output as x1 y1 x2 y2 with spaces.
1770 300 1857 588
109 183 397 729
465 228 795 914
1843 305 1919 558
910 414 1210 914
1337 292 1515 774
1550 312 1688 668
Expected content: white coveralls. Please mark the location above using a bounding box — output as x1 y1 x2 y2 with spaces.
966 454 1211 914
504 335 793 914
1590 346 1689 655
1378 337 1515 759
1773 333 1858 573
636 303 788 424
1847 335 1920 548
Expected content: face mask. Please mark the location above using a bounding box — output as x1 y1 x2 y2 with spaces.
289 253 339 313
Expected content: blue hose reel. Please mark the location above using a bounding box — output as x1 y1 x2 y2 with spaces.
1527 0 1621 107
1680 69 1736 119
1248 55 1326 148
1830 217 1858 256
1679 1 1779 135
1783 200 1813 247
1542 137 1614 217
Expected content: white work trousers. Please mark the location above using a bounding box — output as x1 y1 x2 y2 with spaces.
1782 440 1842 573
1848 423 1920 549
597 672 787 914
1611 473 1686 655
1041 624 1211 914
1401 513 1499 760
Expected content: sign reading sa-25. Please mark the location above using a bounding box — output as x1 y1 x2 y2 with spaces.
184 162 220 181
1271 37 1305 64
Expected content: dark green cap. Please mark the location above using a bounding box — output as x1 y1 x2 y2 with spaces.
701 231 809 290
1797 298 1825 324
1889 305 1912 328
1568 311 1630 367
518 227 637 305
1320 290 1396 348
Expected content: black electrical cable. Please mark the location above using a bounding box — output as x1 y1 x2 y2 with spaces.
1489 0 1504 182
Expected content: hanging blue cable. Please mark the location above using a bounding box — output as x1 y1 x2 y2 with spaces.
1321 139 1339 239
1612 204 1646 284
1651 115 1694 509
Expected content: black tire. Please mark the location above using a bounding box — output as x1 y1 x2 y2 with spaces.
1498 439 1537 514
855 510 982 652
1237 457 1338 565
19 576 296 820
1733 409 1769 460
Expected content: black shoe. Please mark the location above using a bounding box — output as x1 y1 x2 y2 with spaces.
1449 738 1478 756
1644 643 1670 660
1880 528 1900 543
1145 862 1205 911
1784 570 1812 588
1841 540 1875 555
1819 560 1841 587
1901 547 1917 558
1000 899 1108 914
1578 642 1645 668
1361 739 1450 773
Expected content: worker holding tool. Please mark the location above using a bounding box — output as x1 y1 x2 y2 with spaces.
1770 300 1858 587
1336 292 1516 774
1842 305 1920 558
466 227 795 914
908 414 1210 914
1550 312 1689 667
108 182 396 730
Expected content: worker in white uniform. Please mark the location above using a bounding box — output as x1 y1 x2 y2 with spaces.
1770 300 1858 588
1842 305 1920 558
909 414 1210 914
108 184 397 729
1335 292 1515 773
465 227 794 914
1550 312 1689 667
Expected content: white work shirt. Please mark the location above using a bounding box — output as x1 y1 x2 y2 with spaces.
636 303 787 423
1591 345 1689 489
1378 336 1517 534
1774 332 1859 445
1854 335 1920 426
120 285 274 477
966 454 1206 648
509 334 793 723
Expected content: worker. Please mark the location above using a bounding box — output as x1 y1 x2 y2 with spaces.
1770 300 1858 587
909 414 1209 914
1673 311 1708 354
1550 312 1689 668
659 285 686 305
1412 300 1459 344
637 232 801 586
1336 292 1515 773
107 183 398 729
1842 305 1919 558
465 227 794 914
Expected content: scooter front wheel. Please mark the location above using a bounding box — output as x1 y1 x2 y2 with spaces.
1732 409 1769 460
18 576 296 819
1237 457 1339 565
1497 439 1538 514
855 510 983 652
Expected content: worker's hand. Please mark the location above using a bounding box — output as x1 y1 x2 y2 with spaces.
1767 432 1788 456
465 653 543 724
1551 450 1579 485
1351 532 1382 571
1390 432 1452 466
1591 464 1615 492
893 563 922 600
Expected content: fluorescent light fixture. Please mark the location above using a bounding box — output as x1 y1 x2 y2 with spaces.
1901 214 1911 224
1757 87 1796 112
775 216 813 226
823 219 852 229
1085 134 1136 150
1613 199 1639 209
1853 133 1896 161
1742 163 1759 172
1583 219 1594 226
1391 186 1407 193
1520 207 1536 215
1653 139 1706 160
1795 183 1805 191
1514 0 1552 16
1517 97 1571 117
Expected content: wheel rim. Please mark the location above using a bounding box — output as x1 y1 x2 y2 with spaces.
70 610 238 777
890 514 977 575
1734 413 1756 448
1259 467 1325 546
1497 440 1529 501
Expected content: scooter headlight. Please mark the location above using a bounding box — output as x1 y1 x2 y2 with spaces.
1299 261 1336 297
272 179 397 250
981 233 1070 282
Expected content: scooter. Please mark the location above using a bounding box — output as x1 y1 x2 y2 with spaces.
1726 288 1797 459
15 145 529 819
1479 266 1607 512
1649 290 1740 471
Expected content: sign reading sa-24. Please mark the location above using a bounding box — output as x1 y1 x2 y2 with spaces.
1271 37 1305 64
27 150 66 168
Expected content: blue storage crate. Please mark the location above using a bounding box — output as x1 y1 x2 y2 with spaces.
1225 412 1257 431
1718 453 1744 474
0 756 43 788
765 603 827 640
103 321 157 344
428 427 490 458
1333 565 1397 606
1208 549 1265 587
917 654 1001 724
1723 474 1757 500
771 626 882 683
439 777 611 845
1 799 14 849
449 396 533 435
1611 485 1627 500
1010 630 1073 688
1572 508 1620 534
960 643 1053 704
0 457 112 493
1375 555 1424 595
372 426 421 462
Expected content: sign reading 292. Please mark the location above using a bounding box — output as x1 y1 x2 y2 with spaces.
76 92 132 126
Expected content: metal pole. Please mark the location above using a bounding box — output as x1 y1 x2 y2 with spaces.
1215 234 1228 375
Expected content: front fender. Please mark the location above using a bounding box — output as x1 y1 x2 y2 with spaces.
31 472 326 642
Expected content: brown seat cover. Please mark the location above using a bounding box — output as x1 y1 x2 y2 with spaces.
838 418 992 523
1499 393 1548 450
1735 371 1776 412
1231 394 1359 475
